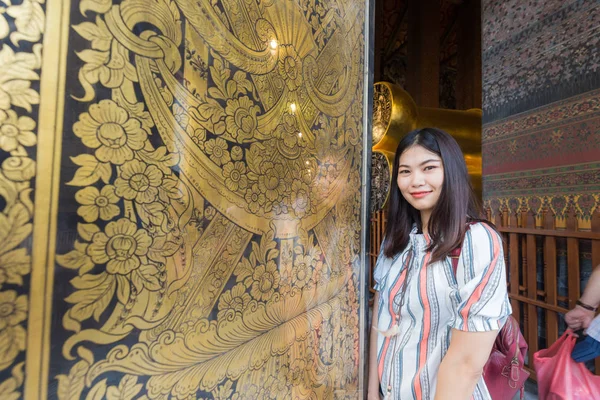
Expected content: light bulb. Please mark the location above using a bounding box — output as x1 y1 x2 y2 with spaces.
269 39 278 49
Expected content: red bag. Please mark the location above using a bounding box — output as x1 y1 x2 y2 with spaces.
451 240 529 399
482 315 529 399
533 331 600 399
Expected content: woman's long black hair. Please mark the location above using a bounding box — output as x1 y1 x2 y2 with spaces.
383 127 485 262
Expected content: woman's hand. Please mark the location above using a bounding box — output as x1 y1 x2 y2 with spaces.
565 305 595 330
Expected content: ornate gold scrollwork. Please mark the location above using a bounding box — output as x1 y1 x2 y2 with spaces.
48 0 366 398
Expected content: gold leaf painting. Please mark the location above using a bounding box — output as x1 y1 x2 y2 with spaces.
0 0 370 398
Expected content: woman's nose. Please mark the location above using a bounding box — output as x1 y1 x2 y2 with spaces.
410 172 425 187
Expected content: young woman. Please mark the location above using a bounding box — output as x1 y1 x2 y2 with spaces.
367 128 511 400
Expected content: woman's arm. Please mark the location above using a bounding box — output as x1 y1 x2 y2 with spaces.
367 291 381 400
434 329 498 400
565 264 600 330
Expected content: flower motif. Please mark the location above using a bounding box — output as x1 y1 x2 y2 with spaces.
231 146 243 161
0 110 36 152
250 260 280 301
278 45 303 91
222 161 248 191
115 160 163 204
75 186 120 222
245 183 266 214
225 96 260 142
292 254 313 289
258 162 287 201
0 291 27 330
1 156 35 182
73 100 148 165
87 218 152 275
218 283 251 320
291 181 311 218
205 138 231 166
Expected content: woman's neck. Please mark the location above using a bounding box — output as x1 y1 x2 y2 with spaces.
420 211 431 236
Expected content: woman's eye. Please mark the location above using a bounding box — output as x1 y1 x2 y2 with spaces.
424 165 437 171
398 169 409 174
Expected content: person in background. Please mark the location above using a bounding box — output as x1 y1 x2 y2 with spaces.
565 264 600 362
367 128 511 400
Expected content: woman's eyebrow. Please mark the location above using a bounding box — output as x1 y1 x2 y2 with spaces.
398 159 441 168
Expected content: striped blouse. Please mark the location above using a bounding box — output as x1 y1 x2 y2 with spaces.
373 222 512 400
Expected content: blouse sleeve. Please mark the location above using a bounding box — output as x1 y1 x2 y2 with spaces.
451 222 512 332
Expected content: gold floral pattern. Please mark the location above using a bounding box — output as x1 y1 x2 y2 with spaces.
222 161 248 191
231 145 243 161
75 185 120 222
244 183 266 214
0 291 27 371
0 291 27 330
205 137 231 166
0 110 36 152
73 100 148 165
87 218 152 275
114 160 164 204
278 45 303 91
225 96 260 142
258 161 287 202
249 260 280 302
46 0 366 398
291 181 312 218
217 283 251 320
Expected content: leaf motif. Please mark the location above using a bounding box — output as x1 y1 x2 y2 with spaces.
85 379 108 400
106 375 143 400
67 154 112 186
79 0 112 16
137 147 178 175
72 17 112 51
0 248 30 287
133 265 161 292
6 0 45 46
70 272 109 290
0 362 24 400
197 98 225 123
115 274 130 304
56 248 94 274
65 273 116 322
1 80 39 112
0 45 41 83
77 223 100 241
0 203 32 253
137 202 165 227
56 359 89 400
0 326 25 371
233 70 253 95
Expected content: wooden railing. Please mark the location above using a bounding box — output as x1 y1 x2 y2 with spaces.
369 207 600 378
490 206 600 379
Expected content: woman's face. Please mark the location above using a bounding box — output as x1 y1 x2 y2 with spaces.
397 144 444 218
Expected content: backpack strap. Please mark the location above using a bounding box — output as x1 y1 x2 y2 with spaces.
449 222 476 276
449 247 461 275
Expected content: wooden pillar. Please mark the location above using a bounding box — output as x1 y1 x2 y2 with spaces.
456 0 482 110
407 0 440 108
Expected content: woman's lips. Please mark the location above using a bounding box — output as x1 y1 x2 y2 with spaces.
410 191 432 199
